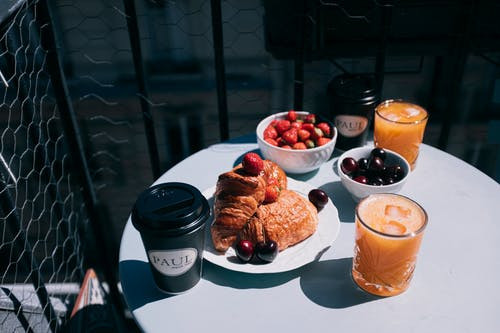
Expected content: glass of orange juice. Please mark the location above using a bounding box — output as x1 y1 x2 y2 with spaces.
374 100 428 170
352 193 428 297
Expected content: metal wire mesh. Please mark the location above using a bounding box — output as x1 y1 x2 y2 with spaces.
0 1 87 331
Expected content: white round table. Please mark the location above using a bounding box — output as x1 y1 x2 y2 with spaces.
119 142 500 333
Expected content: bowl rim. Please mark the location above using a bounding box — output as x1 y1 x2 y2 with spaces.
337 146 410 188
256 111 338 152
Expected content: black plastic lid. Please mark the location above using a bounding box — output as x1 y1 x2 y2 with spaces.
132 182 209 236
328 74 379 104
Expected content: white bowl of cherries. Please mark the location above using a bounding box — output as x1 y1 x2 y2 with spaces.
337 147 410 202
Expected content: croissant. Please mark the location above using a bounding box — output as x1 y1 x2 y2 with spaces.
239 189 318 251
211 160 286 252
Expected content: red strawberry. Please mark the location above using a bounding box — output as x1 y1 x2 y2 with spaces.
287 110 297 122
242 153 264 175
265 138 278 146
264 185 281 203
301 123 315 132
310 127 324 141
291 121 302 130
298 129 311 142
263 125 278 140
275 120 291 135
293 142 307 150
270 119 279 127
282 128 298 145
305 114 316 124
316 137 331 146
316 122 331 137
276 137 287 146
281 145 292 149
305 139 315 149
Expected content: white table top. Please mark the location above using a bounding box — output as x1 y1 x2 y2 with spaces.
119 142 500 333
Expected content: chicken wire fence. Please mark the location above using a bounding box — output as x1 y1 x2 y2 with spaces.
0 1 89 332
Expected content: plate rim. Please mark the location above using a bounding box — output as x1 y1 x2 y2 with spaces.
201 178 341 274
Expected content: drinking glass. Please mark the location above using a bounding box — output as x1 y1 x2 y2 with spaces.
352 193 428 297
374 100 428 170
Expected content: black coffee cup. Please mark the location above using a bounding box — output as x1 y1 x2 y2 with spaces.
131 182 209 294
327 74 380 150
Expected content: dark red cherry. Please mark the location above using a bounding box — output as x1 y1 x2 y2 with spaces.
386 165 405 181
369 176 384 186
357 158 369 171
369 156 385 172
354 167 368 178
370 148 387 161
383 165 394 177
384 177 395 185
255 240 278 263
395 166 405 181
235 240 254 262
341 157 358 175
353 175 368 184
308 189 329 210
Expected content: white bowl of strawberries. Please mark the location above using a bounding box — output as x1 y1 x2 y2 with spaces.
256 111 337 174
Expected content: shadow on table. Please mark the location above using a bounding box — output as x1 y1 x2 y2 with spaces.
119 260 172 311
288 168 319 181
331 152 341 177
203 261 302 289
300 257 380 308
318 181 356 223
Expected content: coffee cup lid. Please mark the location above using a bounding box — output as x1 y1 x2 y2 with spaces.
328 74 379 104
132 182 209 235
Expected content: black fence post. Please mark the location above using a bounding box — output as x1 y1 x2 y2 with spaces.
438 1 475 150
210 0 230 141
293 0 306 111
36 0 124 316
123 0 161 179
374 1 394 94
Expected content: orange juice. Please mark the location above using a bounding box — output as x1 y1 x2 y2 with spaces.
374 100 428 170
352 194 427 297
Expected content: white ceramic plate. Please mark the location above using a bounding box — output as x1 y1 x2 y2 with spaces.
202 178 341 274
